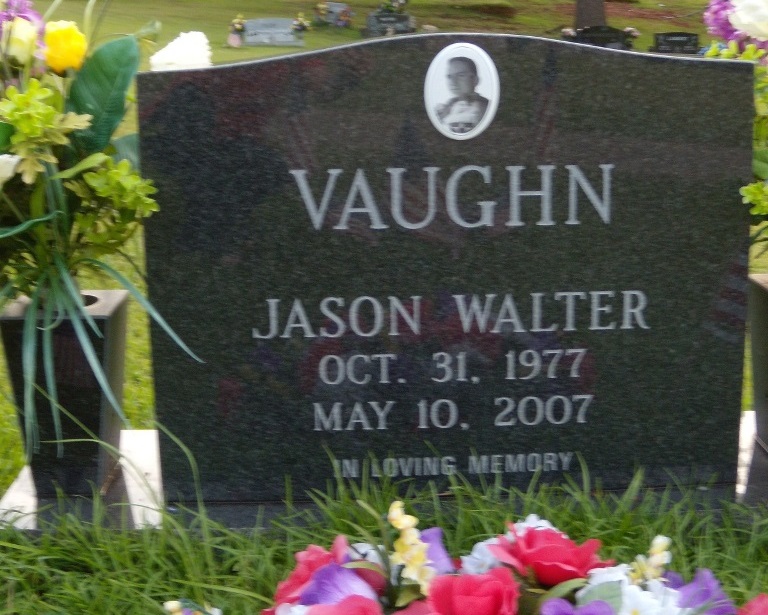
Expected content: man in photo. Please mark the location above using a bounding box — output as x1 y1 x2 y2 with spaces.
435 56 489 135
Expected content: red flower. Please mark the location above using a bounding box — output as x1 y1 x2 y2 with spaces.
739 594 768 615
270 545 335 608
488 528 614 587
427 568 521 615
308 595 384 615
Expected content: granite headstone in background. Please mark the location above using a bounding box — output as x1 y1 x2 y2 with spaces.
242 18 304 46
137 34 753 516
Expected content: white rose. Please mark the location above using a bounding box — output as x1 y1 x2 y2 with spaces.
730 0 768 40
460 537 502 574
150 31 212 71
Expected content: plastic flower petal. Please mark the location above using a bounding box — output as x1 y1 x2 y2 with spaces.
43 20 87 73
0 154 21 188
299 563 378 606
149 31 212 71
676 569 736 615
388 501 418 530
307 595 383 615
739 594 768 615
2 16 38 64
541 598 616 615
730 0 768 40
420 527 455 575
460 538 502 574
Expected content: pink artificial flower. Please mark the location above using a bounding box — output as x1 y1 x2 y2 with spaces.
488 527 614 587
263 545 336 615
739 594 768 615
308 595 384 615
427 567 521 615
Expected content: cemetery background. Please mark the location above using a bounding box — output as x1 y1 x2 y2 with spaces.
0 0 765 493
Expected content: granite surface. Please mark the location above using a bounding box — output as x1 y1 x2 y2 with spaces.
137 34 754 507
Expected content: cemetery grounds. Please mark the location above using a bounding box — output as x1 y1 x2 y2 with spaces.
0 1 766 613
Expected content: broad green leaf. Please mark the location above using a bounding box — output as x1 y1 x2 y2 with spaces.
575 581 623 612
0 122 14 151
540 578 588 602
754 149 768 180
394 584 423 608
67 37 140 155
110 133 140 170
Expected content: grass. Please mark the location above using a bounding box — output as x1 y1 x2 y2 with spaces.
0 1 763 486
0 471 766 613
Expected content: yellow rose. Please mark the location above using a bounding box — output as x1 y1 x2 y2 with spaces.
3 17 38 65
44 21 87 73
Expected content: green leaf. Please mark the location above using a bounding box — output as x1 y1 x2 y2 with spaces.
81 257 204 362
540 578 588 602
575 580 623 612
754 149 768 180
67 36 140 155
50 152 109 180
110 133 140 170
0 121 14 151
0 211 60 239
394 584 423 608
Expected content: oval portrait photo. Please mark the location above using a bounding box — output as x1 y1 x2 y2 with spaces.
424 42 500 140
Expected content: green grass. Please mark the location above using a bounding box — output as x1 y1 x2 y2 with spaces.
0 472 766 613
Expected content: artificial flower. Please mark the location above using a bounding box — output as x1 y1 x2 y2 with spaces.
272 545 336 609
460 537 502 574
308 595 383 615
149 30 212 71
43 20 87 73
730 0 768 41
676 569 736 615
0 154 20 188
420 528 455 575
427 567 520 615
2 15 37 63
489 527 614 586
542 598 615 615
738 594 768 615
299 563 379 606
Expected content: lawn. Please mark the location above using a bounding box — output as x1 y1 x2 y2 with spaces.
0 0 764 490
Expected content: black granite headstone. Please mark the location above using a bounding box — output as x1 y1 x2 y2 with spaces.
362 11 415 37
649 32 700 54
138 34 752 513
564 25 634 50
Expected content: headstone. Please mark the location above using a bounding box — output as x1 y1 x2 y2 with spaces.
137 34 753 521
325 2 353 26
575 0 606 29
242 18 305 47
564 25 634 50
362 11 415 37
649 32 700 54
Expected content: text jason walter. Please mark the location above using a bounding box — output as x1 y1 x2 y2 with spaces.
252 291 650 339
289 164 614 230
332 451 576 479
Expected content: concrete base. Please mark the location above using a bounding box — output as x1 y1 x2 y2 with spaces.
0 429 163 529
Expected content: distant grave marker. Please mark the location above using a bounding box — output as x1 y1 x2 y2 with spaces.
649 32 700 54
242 18 304 46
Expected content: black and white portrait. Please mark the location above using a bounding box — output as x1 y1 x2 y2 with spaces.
424 43 499 140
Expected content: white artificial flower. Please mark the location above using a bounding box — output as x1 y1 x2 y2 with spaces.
149 31 212 71
576 564 632 602
2 17 37 64
618 583 690 615
460 537 502 574
0 154 21 188
276 605 308 615
349 542 386 566
506 514 564 539
730 0 768 40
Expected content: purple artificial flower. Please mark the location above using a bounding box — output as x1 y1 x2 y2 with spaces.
0 0 43 33
420 527 455 575
541 598 615 615
677 569 736 615
704 0 740 41
663 570 686 590
299 563 378 606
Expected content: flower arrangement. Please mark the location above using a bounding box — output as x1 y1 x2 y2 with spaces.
262 501 768 615
704 0 768 250
230 14 246 36
0 0 201 455
292 13 312 34
379 0 408 15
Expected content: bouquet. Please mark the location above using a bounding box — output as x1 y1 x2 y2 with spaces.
262 501 768 615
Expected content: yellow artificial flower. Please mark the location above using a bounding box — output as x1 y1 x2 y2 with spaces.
43 20 87 73
3 17 38 65
388 501 418 530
